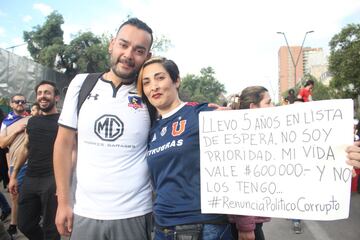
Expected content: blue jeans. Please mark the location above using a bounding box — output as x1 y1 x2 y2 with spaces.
155 223 233 240
10 163 27 188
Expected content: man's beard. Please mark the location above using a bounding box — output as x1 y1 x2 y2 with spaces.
39 100 55 113
14 108 25 116
110 56 138 84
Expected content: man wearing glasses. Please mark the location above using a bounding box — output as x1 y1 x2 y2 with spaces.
0 94 30 239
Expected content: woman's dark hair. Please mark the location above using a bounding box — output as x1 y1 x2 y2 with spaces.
230 86 268 110
137 57 180 124
138 57 180 85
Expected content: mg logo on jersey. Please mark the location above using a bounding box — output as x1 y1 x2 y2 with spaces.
172 120 187 136
94 115 124 141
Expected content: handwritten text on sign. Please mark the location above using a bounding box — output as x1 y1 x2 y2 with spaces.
199 99 353 220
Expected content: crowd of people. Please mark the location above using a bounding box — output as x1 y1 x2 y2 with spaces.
0 18 359 240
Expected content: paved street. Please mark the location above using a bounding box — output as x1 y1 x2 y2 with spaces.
1 186 69 240
263 192 360 240
1 186 359 239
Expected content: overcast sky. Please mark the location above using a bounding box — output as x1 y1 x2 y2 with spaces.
1 0 360 102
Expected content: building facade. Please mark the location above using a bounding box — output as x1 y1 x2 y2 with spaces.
278 46 304 98
278 46 330 100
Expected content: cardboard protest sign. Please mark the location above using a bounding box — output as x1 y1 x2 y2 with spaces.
199 99 353 220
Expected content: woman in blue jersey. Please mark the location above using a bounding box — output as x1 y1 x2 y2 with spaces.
137 57 233 240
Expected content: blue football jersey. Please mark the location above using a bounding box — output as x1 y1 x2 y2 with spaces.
147 102 227 227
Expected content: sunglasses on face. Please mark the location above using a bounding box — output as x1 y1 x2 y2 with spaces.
12 100 26 105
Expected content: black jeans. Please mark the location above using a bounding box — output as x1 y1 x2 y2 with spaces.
17 175 60 240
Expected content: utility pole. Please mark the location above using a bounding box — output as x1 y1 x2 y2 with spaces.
277 31 314 86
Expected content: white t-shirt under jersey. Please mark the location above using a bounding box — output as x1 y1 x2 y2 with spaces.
59 74 152 220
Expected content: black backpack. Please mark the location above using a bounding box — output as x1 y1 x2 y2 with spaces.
77 72 104 115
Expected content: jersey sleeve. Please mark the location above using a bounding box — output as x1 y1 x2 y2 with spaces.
58 74 89 130
194 102 215 114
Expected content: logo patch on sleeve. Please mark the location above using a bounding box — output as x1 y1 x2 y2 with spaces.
128 96 143 109
160 126 167 136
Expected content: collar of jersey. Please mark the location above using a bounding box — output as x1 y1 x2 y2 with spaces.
100 76 134 86
161 102 187 119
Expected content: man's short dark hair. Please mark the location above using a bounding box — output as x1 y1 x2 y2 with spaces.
35 81 60 96
10 94 25 102
31 102 40 108
117 17 153 49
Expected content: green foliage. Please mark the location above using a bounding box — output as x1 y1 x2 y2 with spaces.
311 79 339 101
23 11 110 78
23 12 172 79
151 35 172 56
60 32 110 77
180 67 226 104
328 23 360 98
23 11 64 67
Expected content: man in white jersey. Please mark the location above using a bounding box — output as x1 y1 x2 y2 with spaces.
53 18 153 239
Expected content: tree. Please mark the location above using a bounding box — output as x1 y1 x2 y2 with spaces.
310 79 339 101
59 32 110 78
24 12 172 79
328 23 360 99
180 67 226 104
23 11 64 67
151 35 172 56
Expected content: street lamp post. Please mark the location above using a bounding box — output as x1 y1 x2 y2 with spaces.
5 42 28 53
277 31 314 86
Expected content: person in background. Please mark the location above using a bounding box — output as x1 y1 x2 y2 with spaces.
297 80 314 102
9 81 61 240
138 57 233 240
0 94 29 238
353 119 360 193
30 103 41 116
284 89 296 104
287 97 307 233
0 109 11 224
228 86 272 240
347 142 360 169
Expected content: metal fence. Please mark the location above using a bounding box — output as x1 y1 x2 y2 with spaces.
0 48 69 111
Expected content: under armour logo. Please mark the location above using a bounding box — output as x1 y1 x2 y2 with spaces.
87 93 99 100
